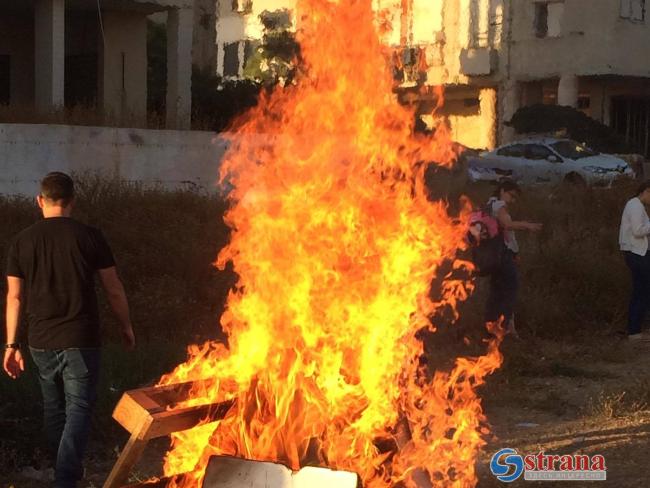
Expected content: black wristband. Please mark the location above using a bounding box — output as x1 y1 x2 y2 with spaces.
4 343 20 350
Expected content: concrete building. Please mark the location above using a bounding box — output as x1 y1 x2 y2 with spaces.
394 0 650 156
214 0 294 78
205 0 650 156
506 0 650 156
192 0 217 70
0 0 194 129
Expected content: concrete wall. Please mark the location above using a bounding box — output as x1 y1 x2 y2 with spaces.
0 124 227 195
0 12 34 106
509 0 650 79
447 112 489 149
0 5 152 122
193 0 217 69
100 11 148 125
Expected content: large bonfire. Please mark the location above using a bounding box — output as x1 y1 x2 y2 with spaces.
159 0 503 486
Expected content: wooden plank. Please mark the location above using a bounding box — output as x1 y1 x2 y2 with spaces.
130 389 165 412
145 379 239 409
106 381 235 487
112 391 152 435
121 473 192 488
103 420 152 488
112 382 199 435
144 399 235 440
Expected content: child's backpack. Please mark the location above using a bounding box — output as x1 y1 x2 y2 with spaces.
467 203 506 276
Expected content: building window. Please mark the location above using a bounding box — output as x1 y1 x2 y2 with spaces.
223 42 240 78
65 54 98 107
232 0 253 14
620 0 646 21
611 97 650 157
534 2 564 38
0 55 10 105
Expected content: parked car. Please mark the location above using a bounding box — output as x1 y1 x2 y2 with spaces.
467 138 635 185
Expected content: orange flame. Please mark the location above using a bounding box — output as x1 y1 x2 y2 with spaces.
159 0 503 486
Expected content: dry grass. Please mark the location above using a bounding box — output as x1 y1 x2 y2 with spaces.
0 173 641 476
0 176 236 473
0 174 235 345
454 179 635 339
586 380 650 420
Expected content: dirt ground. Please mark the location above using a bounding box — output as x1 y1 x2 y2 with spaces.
479 334 650 488
2 334 650 488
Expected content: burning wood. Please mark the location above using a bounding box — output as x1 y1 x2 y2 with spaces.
121 0 506 486
104 381 234 488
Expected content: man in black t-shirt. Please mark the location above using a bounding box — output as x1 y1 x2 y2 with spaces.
3 172 135 488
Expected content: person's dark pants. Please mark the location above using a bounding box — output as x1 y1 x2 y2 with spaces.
29 347 100 488
624 251 650 335
485 250 518 325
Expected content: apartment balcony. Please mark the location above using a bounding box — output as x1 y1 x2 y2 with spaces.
459 47 498 77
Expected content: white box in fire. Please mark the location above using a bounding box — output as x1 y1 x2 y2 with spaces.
202 456 360 488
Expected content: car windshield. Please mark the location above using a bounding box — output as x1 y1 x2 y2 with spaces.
550 140 598 160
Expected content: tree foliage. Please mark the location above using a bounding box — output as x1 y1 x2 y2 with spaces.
508 104 633 154
243 9 300 86
191 67 262 131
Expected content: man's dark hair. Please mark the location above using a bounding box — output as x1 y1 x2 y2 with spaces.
41 172 74 205
493 179 522 197
636 180 650 197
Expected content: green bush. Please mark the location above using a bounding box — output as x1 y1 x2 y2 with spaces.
508 104 633 154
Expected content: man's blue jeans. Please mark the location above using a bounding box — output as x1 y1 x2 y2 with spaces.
624 251 650 335
30 347 100 488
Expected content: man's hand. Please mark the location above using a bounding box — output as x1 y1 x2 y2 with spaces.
98 267 135 351
3 348 25 379
121 326 136 351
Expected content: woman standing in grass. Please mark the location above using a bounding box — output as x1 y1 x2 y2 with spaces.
619 181 650 340
485 180 543 336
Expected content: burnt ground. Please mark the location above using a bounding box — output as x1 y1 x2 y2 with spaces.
2 333 650 488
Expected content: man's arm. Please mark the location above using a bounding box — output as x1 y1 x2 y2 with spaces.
3 276 25 379
98 267 135 350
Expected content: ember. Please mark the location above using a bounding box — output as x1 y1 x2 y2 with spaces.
155 0 504 486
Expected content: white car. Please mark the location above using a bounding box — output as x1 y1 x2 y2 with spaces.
467 138 635 185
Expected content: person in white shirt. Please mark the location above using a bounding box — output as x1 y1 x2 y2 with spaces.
619 181 650 340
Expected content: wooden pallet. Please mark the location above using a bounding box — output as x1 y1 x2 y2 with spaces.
103 381 234 488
